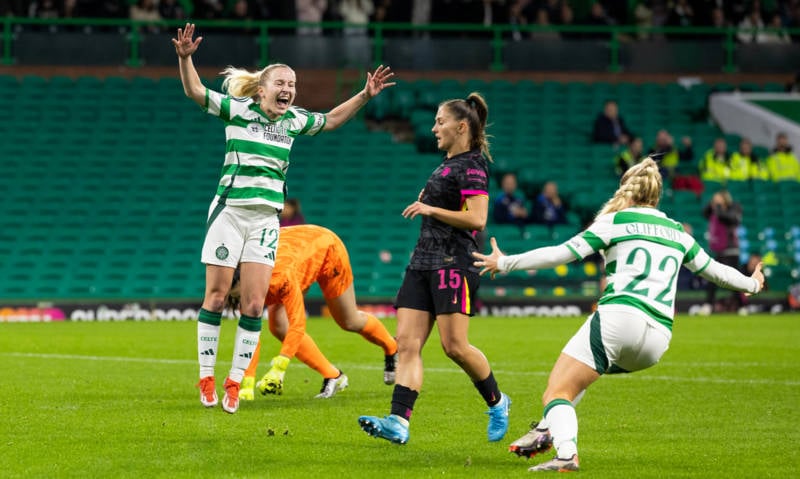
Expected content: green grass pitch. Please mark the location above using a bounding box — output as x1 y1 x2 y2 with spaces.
1 314 798 478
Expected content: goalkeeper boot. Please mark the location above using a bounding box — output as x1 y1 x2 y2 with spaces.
196 376 218 408
315 371 349 398
240 376 255 401
528 455 580 472
509 421 553 458
486 392 511 442
383 353 397 385
221 377 240 414
358 414 409 445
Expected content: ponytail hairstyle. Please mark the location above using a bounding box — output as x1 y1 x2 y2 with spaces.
440 91 493 162
597 156 662 218
220 63 293 99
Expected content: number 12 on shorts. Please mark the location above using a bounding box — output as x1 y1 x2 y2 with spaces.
260 228 278 261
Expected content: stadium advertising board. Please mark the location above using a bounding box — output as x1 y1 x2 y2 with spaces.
1 297 788 323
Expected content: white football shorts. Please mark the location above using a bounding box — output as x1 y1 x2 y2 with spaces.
201 201 280 268
562 305 672 375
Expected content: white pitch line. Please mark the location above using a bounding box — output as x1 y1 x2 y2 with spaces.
4 352 799 387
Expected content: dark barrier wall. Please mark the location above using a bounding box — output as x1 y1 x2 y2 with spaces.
504 39 609 72
3 18 800 73
620 41 727 74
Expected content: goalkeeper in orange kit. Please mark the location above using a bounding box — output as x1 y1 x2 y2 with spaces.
225 225 398 399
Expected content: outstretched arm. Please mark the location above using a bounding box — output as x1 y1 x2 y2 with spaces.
699 260 763 295
323 65 395 131
473 237 578 278
171 23 205 107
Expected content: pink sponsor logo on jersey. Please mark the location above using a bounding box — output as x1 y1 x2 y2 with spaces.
466 168 486 177
441 167 451 176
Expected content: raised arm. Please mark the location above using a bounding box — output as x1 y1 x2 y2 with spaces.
402 195 488 232
171 23 205 107
473 237 579 277
323 65 395 131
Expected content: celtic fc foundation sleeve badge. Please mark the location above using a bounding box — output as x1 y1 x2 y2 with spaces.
215 245 229 260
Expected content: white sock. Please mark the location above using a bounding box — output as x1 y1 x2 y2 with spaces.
229 326 260 383
391 414 409 427
538 391 584 430
197 322 221 379
544 400 578 459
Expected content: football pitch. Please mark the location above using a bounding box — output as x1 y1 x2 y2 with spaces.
1 314 798 478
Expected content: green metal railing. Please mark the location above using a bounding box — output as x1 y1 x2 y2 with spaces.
2 16 798 72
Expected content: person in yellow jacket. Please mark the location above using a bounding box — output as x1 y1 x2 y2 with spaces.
614 136 643 176
700 137 731 182
728 138 754 181
766 132 800 181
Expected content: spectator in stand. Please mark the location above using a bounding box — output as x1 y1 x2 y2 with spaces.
532 181 567 226
760 13 791 44
481 0 512 29
699 137 731 183
767 132 800 181
158 0 185 20
493 172 530 226
648 129 694 177
531 8 560 40
615 136 643 176
411 0 432 37
737 6 766 43
600 0 627 25
583 1 615 40
195 0 223 19
666 0 695 38
130 0 162 33
28 0 59 18
227 0 256 32
280 198 307 227
27 0 59 31
559 2 580 40
297 0 327 35
340 0 374 35
667 0 695 27
702 190 743 314
728 137 751 181
706 7 730 41
592 100 631 146
633 0 653 39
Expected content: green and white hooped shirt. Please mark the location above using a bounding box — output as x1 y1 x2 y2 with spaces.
204 88 326 209
566 207 715 331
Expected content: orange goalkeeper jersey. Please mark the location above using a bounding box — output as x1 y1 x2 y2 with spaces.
266 225 354 358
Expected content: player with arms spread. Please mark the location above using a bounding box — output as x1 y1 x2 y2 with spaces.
224 225 398 399
473 157 765 472
358 93 511 445
172 23 394 414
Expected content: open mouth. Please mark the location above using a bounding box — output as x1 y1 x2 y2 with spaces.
276 97 290 108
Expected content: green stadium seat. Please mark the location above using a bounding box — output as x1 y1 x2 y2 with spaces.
3 75 796 301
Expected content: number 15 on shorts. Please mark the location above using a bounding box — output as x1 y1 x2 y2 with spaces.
438 268 462 303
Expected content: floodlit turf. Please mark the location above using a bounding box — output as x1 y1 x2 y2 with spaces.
1 314 798 478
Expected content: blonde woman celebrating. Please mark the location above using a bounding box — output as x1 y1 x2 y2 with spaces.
172 23 394 414
473 157 764 472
